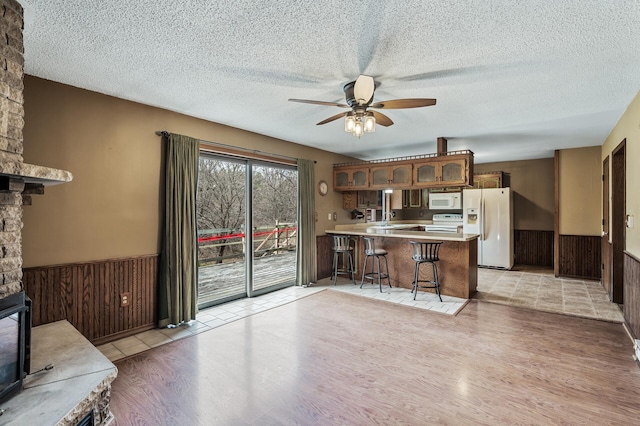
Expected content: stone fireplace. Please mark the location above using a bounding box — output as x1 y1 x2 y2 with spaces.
0 0 116 424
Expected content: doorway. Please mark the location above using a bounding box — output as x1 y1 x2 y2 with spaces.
196 154 298 308
611 140 626 304
602 156 611 295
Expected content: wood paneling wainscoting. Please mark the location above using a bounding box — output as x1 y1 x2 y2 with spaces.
558 235 601 280
624 251 640 339
316 235 333 280
514 230 554 267
23 255 158 345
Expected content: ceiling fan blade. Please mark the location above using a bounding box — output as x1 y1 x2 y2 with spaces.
288 98 350 108
354 75 375 105
370 98 437 109
316 112 348 125
371 110 394 127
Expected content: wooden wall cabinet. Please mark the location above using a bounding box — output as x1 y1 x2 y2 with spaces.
413 156 469 188
369 162 412 189
389 190 404 209
334 151 473 192
357 191 381 208
342 191 357 209
333 166 370 190
473 171 503 188
342 190 382 209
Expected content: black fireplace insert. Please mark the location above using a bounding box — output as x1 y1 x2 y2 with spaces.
0 292 31 404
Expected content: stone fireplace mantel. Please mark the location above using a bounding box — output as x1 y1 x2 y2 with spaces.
0 161 73 186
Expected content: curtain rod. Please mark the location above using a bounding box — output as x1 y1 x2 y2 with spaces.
155 130 315 164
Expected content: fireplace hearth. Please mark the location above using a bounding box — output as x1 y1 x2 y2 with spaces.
0 320 117 424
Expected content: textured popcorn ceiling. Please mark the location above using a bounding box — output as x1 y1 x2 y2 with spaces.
20 0 640 162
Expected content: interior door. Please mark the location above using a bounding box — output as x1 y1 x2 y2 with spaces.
611 141 626 304
602 156 612 296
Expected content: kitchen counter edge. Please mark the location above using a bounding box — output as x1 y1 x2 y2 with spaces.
326 228 479 242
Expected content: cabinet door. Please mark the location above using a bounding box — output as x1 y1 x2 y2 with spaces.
357 191 380 208
391 164 411 185
414 162 438 187
440 159 466 185
389 190 403 209
474 172 502 188
351 169 369 189
342 191 357 209
370 167 390 187
334 169 350 190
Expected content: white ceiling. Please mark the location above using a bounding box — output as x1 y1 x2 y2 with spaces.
20 0 640 163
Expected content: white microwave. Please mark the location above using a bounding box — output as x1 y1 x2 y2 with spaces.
428 192 462 210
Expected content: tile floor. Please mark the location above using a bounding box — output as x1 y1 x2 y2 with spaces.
475 267 624 322
97 285 326 362
98 266 624 362
324 277 468 315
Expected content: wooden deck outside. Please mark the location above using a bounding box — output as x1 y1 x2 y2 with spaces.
198 251 297 304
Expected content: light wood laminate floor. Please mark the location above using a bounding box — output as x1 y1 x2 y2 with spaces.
110 289 640 425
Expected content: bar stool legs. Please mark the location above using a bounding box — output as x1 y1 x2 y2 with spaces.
332 235 355 285
360 237 391 292
410 241 443 302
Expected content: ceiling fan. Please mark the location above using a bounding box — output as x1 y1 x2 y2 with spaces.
288 75 436 136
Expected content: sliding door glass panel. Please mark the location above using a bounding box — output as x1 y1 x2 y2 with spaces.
251 163 298 293
197 156 247 307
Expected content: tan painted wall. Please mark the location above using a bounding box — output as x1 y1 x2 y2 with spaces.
22 76 353 267
474 158 554 231
602 91 640 257
557 146 602 236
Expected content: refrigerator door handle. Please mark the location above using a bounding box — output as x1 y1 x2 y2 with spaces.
480 198 485 240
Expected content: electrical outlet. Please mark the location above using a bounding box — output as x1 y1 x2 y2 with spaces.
333 212 337 221
120 292 130 307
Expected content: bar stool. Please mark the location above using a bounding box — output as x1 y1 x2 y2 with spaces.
410 241 443 302
360 237 391 292
332 235 355 285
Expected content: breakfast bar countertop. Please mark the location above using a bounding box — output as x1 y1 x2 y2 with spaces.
325 222 478 299
327 223 479 242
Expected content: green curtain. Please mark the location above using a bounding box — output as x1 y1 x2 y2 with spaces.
296 159 317 286
159 133 199 327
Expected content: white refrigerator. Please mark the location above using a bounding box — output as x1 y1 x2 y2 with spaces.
462 188 513 269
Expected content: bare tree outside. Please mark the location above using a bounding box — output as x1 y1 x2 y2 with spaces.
197 157 298 265
197 156 298 304
252 165 297 227
197 157 246 264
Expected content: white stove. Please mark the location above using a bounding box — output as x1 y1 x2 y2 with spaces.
425 213 463 233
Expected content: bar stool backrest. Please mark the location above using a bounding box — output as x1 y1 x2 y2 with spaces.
332 235 353 252
362 237 377 255
410 241 442 262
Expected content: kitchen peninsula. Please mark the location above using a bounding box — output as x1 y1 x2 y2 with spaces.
327 224 478 299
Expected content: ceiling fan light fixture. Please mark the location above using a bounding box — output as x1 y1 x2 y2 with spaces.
353 119 364 137
364 113 376 133
344 113 355 132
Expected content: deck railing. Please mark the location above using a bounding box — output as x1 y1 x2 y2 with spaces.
197 222 297 266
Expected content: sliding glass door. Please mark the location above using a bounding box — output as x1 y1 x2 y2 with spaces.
196 154 298 308
251 163 298 293
196 156 247 306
